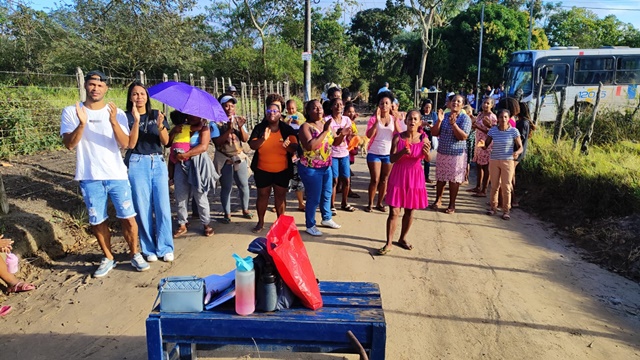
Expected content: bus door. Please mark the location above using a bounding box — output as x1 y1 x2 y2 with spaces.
536 63 569 121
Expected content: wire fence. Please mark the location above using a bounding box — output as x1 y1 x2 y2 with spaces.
0 69 302 158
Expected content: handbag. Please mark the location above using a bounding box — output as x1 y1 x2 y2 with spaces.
152 276 205 313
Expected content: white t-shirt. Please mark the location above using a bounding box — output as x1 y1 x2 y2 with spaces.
326 115 352 158
60 104 130 181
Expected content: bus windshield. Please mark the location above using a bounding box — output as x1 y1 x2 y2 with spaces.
506 65 533 98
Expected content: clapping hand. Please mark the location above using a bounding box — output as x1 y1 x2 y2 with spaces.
283 137 291 148
482 115 492 128
75 102 87 126
263 127 271 140
422 138 431 153
157 112 165 129
323 118 332 132
132 105 141 123
437 109 444 123
107 102 118 124
0 234 13 253
235 116 247 128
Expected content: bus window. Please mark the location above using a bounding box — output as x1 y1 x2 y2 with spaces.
616 57 640 85
542 64 569 86
574 57 614 85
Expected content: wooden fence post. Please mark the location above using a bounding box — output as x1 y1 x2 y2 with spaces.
76 67 86 102
269 80 274 94
213 77 218 96
189 74 194 86
552 88 566 144
162 74 169 115
241 82 247 118
200 76 206 90
257 82 263 123
533 80 544 124
138 70 145 85
173 73 179 82
264 80 268 97
571 95 582 151
284 81 290 100
277 81 281 95
249 83 255 129
581 82 603 154
0 173 8 215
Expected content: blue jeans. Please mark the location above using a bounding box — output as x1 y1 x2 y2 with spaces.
128 154 174 257
219 160 250 215
298 165 332 228
79 180 136 226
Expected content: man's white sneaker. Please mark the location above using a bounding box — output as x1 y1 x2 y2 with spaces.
146 254 158 262
320 219 341 229
305 226 323 236
163 253 174 262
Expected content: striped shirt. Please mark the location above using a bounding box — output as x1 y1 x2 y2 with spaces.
487 126 520 160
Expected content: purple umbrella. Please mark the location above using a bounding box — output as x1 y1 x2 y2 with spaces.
148 81 228 123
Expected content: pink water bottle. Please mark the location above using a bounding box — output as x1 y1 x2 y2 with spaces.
6 253 19 274
233 254 255 316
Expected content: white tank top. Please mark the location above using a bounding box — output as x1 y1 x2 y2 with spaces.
369 117 395 155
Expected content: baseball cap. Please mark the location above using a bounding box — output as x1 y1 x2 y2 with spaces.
226 85 237 93
85 70 107 82
219 95 237 105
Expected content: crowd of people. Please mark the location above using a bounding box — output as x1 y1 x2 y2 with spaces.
50 71 539 281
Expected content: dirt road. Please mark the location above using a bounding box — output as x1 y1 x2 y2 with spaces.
1 139 639 359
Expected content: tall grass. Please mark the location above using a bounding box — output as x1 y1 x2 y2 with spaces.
520 128 640 219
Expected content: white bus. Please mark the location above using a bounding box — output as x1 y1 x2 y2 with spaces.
504 47 640 121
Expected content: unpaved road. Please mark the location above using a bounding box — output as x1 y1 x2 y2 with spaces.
1 128 639 359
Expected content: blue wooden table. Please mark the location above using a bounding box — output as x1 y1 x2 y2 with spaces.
146 281 386 360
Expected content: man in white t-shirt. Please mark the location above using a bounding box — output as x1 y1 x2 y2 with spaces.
60 70 149 278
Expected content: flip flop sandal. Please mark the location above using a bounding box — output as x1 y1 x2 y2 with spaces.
377 247 392 255
486 209 496 216
7 282 36 293
348 191 361 198
297 207 306 212
472 192 487 197
429 203 441 211
218 217 231 224
502 213 511 220
203 226 214 237
242 212 254 219
251 225 264 234
173 226 188 238
0 305 11 316
397 240 413 251
375 205 387 212
364 206 373 213
444 208 456 214
466 187 480 192
341 204 357 212
331 207 337 216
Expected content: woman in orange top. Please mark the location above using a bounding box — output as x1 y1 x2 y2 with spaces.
249 103 298 233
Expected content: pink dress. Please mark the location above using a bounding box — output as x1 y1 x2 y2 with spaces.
473 112 497 166
386 137 428 209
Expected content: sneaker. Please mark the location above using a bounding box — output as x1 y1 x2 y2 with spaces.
131 253 150 272
321 219 341 229
305 226 323 236
163 253 174 262
146 254 158 262
93 257 116 278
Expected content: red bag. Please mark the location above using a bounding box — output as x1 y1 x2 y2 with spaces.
266 215 323 310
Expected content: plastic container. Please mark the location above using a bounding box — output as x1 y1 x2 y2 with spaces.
233 254 255 316
261 268 278 312
5 253 18 274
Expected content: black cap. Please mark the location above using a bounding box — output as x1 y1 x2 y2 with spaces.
226 85 237 92
85 70 107 82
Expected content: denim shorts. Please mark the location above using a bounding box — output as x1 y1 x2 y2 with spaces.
367 153 391 164
331 156 350 179
79 180 137 225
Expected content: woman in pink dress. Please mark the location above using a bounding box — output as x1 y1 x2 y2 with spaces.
469 97 497 197
378 110 431 255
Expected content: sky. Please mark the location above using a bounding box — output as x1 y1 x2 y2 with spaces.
25 0 640 30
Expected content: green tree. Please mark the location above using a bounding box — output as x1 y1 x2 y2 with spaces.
431 2 548 89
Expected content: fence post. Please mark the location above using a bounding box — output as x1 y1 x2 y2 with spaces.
138 70 145 85
240 82 247 118
571 95 581 151
552 88 566 144
200 76 206 90
249 83 255 129
257 82 263 123
269 80 274 94
533 80 544 124
213 77 218 96
162 74 169 115
0 173 8 215
284 81 290 100
189 74 194 86
581 82 603 154
277 81 281 95
76 67 86 102
264 80 268 97
415 75 419 108
173 73 179 82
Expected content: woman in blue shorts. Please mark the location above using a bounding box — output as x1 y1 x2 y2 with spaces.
365 91 400 213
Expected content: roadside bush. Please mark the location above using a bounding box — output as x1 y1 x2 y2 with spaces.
563 105 640 146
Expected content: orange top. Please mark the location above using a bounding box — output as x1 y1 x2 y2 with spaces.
256 129 297 173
